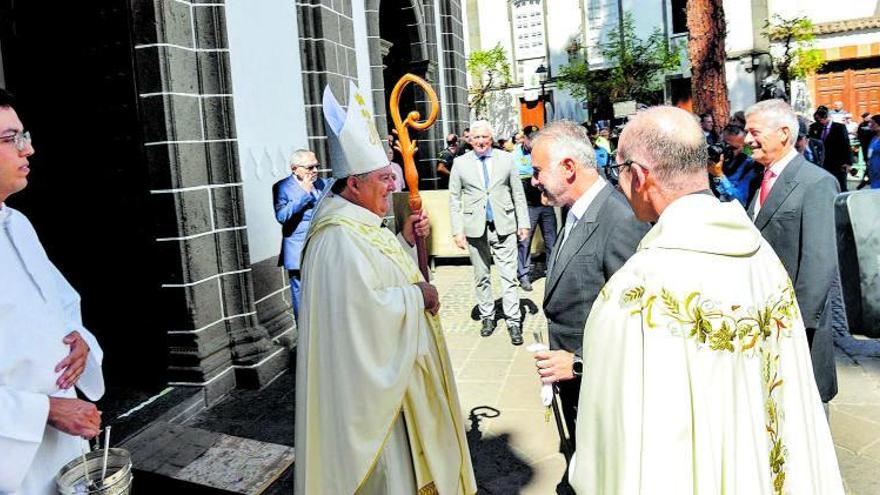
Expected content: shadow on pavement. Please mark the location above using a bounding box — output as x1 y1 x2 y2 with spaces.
469 298 541 327
466 406 535 494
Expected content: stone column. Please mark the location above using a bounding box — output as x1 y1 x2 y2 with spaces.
296 0 359 167
131 0 284 399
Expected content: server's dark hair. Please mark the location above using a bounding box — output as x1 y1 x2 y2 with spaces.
0 88 15 109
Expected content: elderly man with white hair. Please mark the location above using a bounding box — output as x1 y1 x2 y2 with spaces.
745 98 841 410
449 120 529 345
273 148 329 318
568 105 843 494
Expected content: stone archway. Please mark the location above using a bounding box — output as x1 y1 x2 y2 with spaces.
367 0 443 188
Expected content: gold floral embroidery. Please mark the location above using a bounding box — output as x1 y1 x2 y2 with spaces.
621 283 798 495
417 482 439 495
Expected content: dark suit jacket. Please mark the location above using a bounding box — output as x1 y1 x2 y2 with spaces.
273 175 328 270
748 154 840 401
543 184 650 357
809 121 852 175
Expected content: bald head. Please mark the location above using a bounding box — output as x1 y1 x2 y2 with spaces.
617 106 708 187
613 106 710 222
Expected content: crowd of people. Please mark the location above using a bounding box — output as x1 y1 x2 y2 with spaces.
3 73 866 494
278 92 863 493
286 85 852 494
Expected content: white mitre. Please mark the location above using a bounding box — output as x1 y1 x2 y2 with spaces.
322 82 388 179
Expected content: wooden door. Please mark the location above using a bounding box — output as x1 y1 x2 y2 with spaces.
520 98 545 128
852 68 880 116
814 67 880 115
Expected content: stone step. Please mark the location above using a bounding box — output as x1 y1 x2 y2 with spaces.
119 421 294 494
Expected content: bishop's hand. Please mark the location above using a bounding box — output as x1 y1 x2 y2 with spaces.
415 281 440 315
402 210 430 246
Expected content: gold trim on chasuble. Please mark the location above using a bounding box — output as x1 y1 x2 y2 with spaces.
307 214 469 495
619 283 799 495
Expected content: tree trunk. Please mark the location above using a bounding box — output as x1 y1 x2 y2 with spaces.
687 0 730 130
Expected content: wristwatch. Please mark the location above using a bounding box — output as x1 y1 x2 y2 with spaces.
572 355 584 377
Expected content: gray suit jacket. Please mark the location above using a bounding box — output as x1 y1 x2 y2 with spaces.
448 150 529 237
543 184 650 357
748 154 840 401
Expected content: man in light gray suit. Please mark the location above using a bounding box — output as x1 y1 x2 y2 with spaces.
530 121 649 465
449 120 530 345
745 99 839 407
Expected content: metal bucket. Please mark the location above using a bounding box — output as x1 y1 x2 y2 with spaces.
56 448 133 495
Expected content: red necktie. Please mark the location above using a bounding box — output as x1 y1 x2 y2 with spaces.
759 169 776 207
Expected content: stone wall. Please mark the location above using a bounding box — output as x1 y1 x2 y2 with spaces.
296 0 360 167
131 0 286 399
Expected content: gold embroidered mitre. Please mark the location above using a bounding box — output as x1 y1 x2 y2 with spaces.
322 82 388 178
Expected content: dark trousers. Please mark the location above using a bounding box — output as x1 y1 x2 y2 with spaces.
287 269 301 319
556 377 580 451
517 206 558 280
834 171 848 192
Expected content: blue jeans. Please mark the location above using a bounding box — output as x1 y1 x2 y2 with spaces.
517 206 558 281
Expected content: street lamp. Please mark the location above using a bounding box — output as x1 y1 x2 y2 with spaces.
535 64 549 124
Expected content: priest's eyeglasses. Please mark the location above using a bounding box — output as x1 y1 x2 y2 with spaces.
0 131 32 152
606 160 631 181
606 158 648 181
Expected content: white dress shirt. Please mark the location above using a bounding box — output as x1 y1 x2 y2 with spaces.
557 176 607 254
753 147 798 218
476 151 494 187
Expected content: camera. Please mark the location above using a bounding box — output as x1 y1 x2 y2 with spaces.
707 141 734 163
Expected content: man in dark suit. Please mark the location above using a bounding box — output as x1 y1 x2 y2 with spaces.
809 106 853 191
530 121 650 450
745 99 839 407
273 149 328 318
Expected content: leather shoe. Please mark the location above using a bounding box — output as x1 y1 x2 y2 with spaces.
508 322 524 346
519 277 533 292
480 318 496 337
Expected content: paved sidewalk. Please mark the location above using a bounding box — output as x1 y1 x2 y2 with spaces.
434 264 880 494
437 265 564 494
183 264 880 493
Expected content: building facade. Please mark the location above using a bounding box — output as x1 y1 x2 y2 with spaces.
0 0 469 415
467 0 880 128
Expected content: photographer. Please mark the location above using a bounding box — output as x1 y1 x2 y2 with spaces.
707 125 763 206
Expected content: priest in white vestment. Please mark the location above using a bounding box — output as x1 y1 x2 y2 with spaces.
0 90 104 494
568 106 843 494
294 83 476 495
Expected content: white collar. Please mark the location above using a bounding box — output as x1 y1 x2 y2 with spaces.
768 148 798 177
0 203 9 223
569 176 607 222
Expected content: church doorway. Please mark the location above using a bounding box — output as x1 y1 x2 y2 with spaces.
0 1 168 410
379 0 442 189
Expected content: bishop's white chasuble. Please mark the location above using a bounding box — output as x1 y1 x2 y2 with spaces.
294 194 476 495
569 194 843 495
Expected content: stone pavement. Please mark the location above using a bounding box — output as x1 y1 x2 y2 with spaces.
185 263 880 493
433 264 880 494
